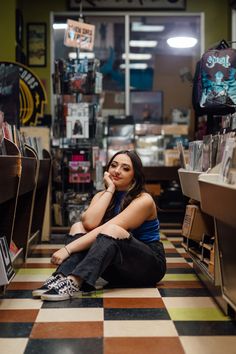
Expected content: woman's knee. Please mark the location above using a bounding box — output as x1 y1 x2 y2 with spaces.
70 221 87 235
101 224 130 239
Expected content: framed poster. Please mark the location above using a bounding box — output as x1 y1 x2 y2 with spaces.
27 23 47 67
130 91 163 123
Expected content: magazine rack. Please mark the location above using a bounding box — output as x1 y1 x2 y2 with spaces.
199 174 236 312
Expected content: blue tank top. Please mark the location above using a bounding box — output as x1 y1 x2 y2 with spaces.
113 191 160 243
131 219 160 243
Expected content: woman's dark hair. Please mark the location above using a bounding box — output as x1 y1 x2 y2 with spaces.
103 150 146 222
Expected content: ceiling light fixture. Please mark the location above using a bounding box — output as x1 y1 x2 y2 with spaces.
120 63 148 70
53 23 67 30
129 40 158 48
122 53 152 60
167 36 198 48
132 22 165 32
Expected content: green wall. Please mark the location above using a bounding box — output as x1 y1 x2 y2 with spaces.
0 0 17 61
187 0 231 49
0 0 232 116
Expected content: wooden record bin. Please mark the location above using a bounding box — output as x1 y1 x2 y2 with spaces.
0 137 51 265
11 144 38 261
28 148 51 257
0 151 21 260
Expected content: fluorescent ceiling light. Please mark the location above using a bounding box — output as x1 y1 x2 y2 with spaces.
68 52 95 59
120 63 148 70
132 22 165 32
53 23 67 29
130 40 158 48
167 36 198 48
122 53 152 60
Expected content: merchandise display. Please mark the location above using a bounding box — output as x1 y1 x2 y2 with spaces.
51 58 103 227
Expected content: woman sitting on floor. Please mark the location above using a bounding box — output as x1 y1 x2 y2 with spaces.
33 150 166 301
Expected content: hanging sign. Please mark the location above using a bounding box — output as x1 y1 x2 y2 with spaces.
64 19 95 50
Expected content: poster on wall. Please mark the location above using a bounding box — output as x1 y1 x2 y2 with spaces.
27 23 47 67
0 62 47 126
0 63 20 127
64 19 95 50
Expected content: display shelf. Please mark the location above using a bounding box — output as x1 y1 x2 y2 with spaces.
198 174 236 228
178 168 202 201
199 174 236 314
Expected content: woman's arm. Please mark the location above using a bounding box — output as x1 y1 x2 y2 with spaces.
80 172 116 230
51 193 156 265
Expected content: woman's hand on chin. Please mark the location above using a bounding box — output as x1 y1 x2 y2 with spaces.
104 171 116 192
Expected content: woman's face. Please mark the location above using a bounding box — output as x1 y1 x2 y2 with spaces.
108 153 135 190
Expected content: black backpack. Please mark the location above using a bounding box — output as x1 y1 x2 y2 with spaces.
192 40 236 116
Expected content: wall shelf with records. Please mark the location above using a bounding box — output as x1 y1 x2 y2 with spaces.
199 174 236 314
179 169 227 314
0 122 51 286
178 124 236 316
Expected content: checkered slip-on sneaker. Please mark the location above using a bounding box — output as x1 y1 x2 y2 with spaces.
32 274 65 298
41 278 80 301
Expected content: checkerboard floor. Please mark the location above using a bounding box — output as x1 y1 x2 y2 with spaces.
1 233 236 354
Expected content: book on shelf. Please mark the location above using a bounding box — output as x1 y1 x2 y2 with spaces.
9 240 19 259
228 146 236 184
182 204 214 242
0 236 15 286
219 137 236 183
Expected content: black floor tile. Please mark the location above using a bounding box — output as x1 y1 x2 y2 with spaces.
104 308 170 320
166 268 196 274
165 253 182 257
24 338 103 354
42 297 103 308
174 320 236 335
0 290 33 299
159 288 210 297
0 323 33 337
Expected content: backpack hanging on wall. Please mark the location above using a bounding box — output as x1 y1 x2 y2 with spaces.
192 40 236 116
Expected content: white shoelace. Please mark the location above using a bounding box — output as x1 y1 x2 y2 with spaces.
44 274 63 288
55 278 79 297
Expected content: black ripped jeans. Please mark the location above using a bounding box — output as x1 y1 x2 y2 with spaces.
55 232 166 289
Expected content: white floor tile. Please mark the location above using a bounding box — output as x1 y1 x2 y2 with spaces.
104 320 178 337
163 297 218 308
102 288 160 298
0 299 42 310
0 339 28 354
36 308 103 322
180 336 236 354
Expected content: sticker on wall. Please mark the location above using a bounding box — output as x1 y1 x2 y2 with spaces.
0 62 47 126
